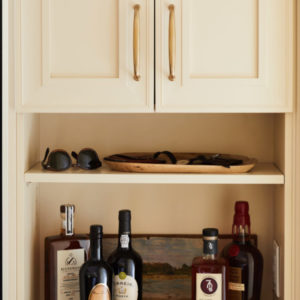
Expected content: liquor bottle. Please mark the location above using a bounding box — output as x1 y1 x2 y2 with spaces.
79 225 113 300
222 201 263 300
192 228 228 300
45 204 90 300
108 210 143 300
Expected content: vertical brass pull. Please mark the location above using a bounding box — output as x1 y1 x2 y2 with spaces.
133 4 141 81
168 4 175 81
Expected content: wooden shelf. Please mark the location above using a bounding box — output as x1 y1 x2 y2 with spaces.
24 163 284 184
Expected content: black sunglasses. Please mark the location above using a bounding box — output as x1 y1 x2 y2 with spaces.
42 148 102 171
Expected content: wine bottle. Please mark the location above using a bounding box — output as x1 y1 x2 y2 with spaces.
45 204 89 300
221 201 263 300
108 210 143 300
79 225 113 300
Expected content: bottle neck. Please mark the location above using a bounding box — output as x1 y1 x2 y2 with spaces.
203 238 218 259
233 224 250 244
118 231 132 250
90 237 103 260
118 218 132 250
60 209 74 236
203 254 217 260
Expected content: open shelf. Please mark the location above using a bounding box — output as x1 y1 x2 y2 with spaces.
25 162 284 184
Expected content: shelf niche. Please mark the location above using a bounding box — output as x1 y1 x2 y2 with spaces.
18 113 286 300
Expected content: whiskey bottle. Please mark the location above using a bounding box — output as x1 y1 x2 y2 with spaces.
222 201 263 300
192 228 228 300
45 204 90 300
108 210 143 300
79 225 113 300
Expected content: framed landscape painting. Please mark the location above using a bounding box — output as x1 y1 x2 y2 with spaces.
103 234 257 300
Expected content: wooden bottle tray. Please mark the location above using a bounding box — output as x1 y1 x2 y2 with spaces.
104 152 256 174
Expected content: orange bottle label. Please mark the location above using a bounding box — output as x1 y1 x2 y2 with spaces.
88 283 111 300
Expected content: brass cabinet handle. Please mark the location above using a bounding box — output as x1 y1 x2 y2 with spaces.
168 4 175 81
133 4 141 81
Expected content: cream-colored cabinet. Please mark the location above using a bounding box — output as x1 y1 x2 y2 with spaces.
156 0 294 112
17 0 294 113
16 0 154 112
4 0 300 299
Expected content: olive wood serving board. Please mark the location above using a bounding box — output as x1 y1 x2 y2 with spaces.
104 153 256 174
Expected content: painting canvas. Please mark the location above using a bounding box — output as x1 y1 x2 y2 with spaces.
103 235 257 300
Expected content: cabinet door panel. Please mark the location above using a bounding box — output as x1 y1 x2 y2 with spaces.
156 0 294 112
49 0 119 78
17 0 154 112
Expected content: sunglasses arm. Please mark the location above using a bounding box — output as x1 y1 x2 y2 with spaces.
71 151 79 160
41 148 50 169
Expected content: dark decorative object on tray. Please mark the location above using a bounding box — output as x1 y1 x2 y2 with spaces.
188 154 243 168
105 151 243 167
104 154 166 164
102 234 257 300
153 151 177 164
104 152 256 173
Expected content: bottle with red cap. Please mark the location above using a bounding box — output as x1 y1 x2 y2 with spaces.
221 201 263 300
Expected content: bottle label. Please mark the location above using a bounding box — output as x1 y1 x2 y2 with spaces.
196 273 222 300
228 267 244 300
120 235 130 248
113 272 138 300
57 249 85 300
203 240 218 255
88 283 111 300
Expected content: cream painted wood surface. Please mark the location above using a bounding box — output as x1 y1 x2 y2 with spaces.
25 163 284 184
16 0 154 112
2 0 17 299
156 0 295 112
295 3 300 297
16 0 294 113
17 114 41 300
274 114 295 300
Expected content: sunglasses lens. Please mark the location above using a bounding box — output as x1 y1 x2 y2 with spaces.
78 149 101 170
48 151 72 171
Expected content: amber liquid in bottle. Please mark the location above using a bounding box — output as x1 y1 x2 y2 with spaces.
222 201 263 300
192 228 228 300
45 205 90 300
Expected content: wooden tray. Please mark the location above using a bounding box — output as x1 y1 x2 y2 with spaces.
104 153 256 174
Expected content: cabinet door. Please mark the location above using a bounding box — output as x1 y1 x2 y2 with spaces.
156 0 294 112
16 0 154 112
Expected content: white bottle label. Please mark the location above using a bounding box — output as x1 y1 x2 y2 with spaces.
120 235 129 248
113 272 138 300
196 273 222 300
57 248 85 300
